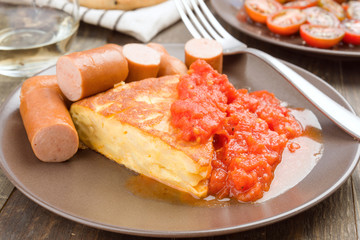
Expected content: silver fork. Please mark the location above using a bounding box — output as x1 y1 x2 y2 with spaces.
175 0 360 140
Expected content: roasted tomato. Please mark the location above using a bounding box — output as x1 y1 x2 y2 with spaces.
303 6 340 26
300 24 345 48
244 0 283 23
341 19 360 45
345 1 360 20
283 0 319 9
318 0 346 20
267 8 307 35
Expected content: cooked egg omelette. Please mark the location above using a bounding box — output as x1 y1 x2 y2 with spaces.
70 75 213 197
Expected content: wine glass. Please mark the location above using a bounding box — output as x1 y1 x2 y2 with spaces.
0 0 80 77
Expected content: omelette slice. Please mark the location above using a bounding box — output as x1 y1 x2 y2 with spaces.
70 75 213 197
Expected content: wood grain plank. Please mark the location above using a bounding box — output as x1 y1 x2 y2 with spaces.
0 171 14 211
265 179 356 240
1 9 359 239
326 59 360 240
0 77 24 210
1 186 356 240
340 60 360 239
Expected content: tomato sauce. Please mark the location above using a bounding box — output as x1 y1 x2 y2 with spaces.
171 60 304 202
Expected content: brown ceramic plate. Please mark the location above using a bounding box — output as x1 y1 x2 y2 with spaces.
0 44 359 237
210 0 360 58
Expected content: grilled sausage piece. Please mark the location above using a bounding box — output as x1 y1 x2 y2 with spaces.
147 42 188 76
20 75 79 162
184 38 223 73
56 44 129 102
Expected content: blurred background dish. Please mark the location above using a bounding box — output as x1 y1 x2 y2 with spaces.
210 0 360 58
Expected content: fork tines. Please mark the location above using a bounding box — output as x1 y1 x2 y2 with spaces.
174 0 232 41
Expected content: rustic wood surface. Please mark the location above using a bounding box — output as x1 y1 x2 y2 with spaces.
1 5 360 239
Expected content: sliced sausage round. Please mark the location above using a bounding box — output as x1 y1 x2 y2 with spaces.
147 42 188 76
185 38 223 73
122 43 161 82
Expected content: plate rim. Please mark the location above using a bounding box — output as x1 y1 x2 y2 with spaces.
0 44 360 237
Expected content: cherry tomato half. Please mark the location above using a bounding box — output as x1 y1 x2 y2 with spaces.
303 6 340 27
346 1 360 20
300 24 345 48
318 0 346 20
244 0 283 24
283 0 319 9
341 19 360 45
267 8 307 35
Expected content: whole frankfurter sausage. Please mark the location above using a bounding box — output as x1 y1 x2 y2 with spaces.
20 75 79 162
147 42 188 76
184 38 223 73
56 44 129 102
122 43 161 82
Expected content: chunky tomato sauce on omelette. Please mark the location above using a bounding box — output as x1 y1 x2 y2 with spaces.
171 60 303 202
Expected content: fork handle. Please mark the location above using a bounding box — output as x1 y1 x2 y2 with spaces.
245 47 360 140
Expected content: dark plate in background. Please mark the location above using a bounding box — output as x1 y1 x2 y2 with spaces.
210 0 360 58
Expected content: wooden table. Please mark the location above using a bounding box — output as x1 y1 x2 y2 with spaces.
1 10 360 240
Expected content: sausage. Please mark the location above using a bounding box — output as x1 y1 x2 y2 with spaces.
56 44 128 102
147 42 188 76
19 75 79 162
184 38 223 73
122 43 161 82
